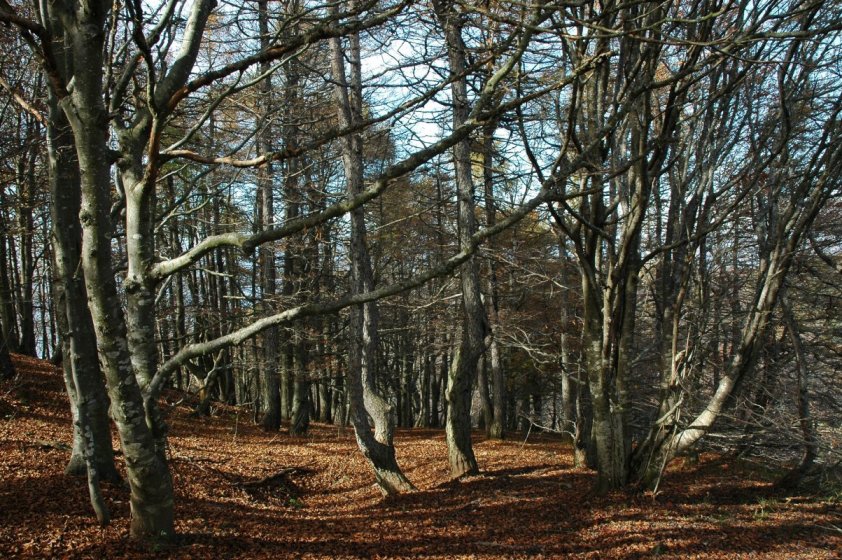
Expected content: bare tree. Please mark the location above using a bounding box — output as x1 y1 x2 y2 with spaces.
630 2 842 486
329 0 415 494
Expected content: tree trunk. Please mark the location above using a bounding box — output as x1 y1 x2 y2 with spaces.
49 143 118 482
0 332 13 380
487 335 505 439
431 348 447 428
53 3 175 539
66 316 110 526
435 0 483 479
289 346 311 436
477 355 493 432
481 102 505 442
577 181 631 491
329 3 414 494
44 13 119 487
631 170 833 488
418 352 431 427
777 293 818 489
257 0 281 432
119 134 159 392
446 341 480 478
14 125 37 357
572 366 592 468
0 196 19 354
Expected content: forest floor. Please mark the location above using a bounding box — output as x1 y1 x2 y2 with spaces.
1 354 840 559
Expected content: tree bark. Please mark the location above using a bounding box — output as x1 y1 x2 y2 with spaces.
330 2 414 494
434 0 483 479
282 4 312 434
14 118 37 357
0 332 13 380
289 346 312 435
482 123 505 440
0 193 19 354
47 0 175 539
46 89 119 484
777 292 818 488
257 0 281 432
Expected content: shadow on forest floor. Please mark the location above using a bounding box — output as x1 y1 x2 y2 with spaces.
1 354 840 559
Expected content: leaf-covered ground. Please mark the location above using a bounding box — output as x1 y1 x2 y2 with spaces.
1 354 840 559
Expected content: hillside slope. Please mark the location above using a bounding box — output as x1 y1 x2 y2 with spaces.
1 354 839 559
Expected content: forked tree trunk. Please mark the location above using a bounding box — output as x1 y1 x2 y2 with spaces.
72 116 175 543
49 1 175 539
576 174 633 492
121 149 158 393
566 0 675 491
73 119 175 541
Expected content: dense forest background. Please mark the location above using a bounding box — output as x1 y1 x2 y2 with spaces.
0 0 841 546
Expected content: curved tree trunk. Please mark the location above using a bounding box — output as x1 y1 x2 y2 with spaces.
329 0 415 495
631 155 836 489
